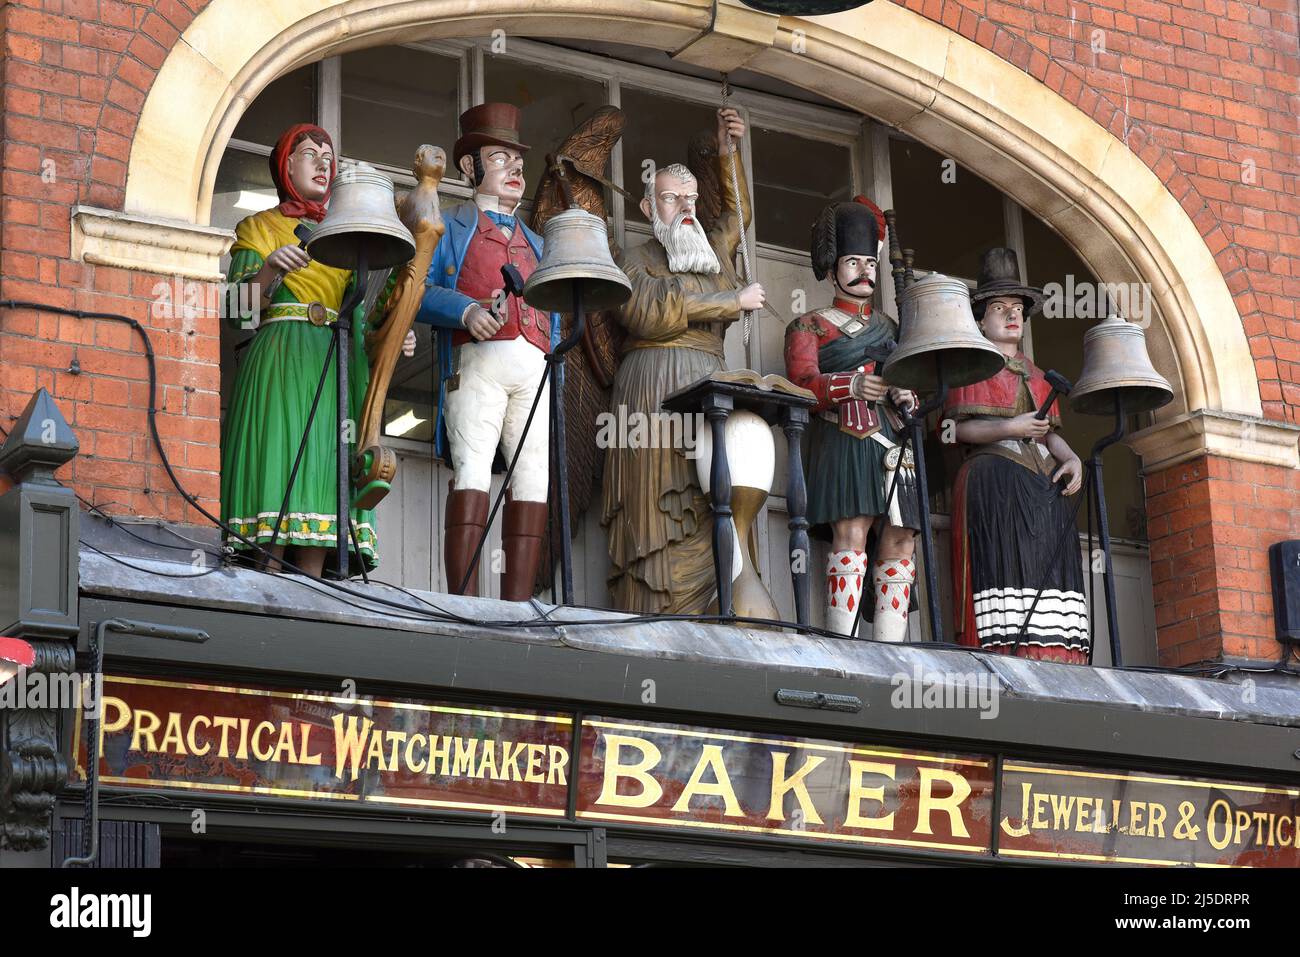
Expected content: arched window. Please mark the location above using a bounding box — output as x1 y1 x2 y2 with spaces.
211 36 1157 661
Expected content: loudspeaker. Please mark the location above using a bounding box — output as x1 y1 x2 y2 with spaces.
1267 540 1300 645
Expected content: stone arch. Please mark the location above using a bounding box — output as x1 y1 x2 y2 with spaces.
119 0 1265 429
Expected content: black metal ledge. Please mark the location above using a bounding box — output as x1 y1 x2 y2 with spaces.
76 545 1300 785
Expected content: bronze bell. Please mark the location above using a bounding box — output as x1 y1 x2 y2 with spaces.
1071 316 1173 415
306 162 416 270
522 207 631 313
883 273 1006 391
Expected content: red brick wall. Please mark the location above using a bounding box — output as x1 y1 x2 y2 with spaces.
1146 455 1296 664
0 0 220 519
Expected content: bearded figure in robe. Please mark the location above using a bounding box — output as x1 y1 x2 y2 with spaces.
601 107 766 614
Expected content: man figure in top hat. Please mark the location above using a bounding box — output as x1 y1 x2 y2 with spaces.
601 107 766 615
417 103 559 600
784 196 921 641
944 247 1089 662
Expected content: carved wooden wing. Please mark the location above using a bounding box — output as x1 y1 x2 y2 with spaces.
527 106 627 540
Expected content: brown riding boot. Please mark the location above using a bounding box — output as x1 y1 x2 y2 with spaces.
501 498 548 601
444 487 489 596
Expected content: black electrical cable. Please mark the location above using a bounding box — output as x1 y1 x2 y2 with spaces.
348 516 371 584
81 539 224 578
77 492 226 561
852 397 916 639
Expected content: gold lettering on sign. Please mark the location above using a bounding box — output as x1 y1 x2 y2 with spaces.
1000 783 1032 837
186 715 211 757
333 714 374 780
131 708 161 753
429 735 450 775
548 745 569 786
159 712 187 755
525 744 545 784
767 751 825 825
251 720 276 762
298 724 322 766
405 734 428 774
845 761 895 830
213 716 237 757
452 737 477 777
100 696 130 763
235 717 251 760
595 734 664 809
915 767 972 838
477 740 498 780
671 744 743 817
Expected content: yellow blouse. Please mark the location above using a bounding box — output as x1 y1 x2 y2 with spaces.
231 208 352 309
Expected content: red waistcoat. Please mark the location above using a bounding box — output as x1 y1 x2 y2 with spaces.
451 211 551 352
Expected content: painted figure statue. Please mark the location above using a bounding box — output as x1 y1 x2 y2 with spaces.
222 123 384 576
601 107 765 615
784 197 920 640
416 104 559 600
945 248 1090 662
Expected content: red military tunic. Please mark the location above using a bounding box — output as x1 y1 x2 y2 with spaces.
449 211 551 352
783 297 890 438
783 298 917 530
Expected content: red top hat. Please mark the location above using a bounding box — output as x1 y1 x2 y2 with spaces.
453 103 530 169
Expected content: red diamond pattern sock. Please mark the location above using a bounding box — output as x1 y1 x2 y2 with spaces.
825 549 867 638
872 558 914 643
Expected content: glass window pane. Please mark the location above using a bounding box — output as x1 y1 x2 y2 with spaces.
619 87 719 213
1023 212 1096 291
887 137 1003 281
212 147 278 233
382 319 437 443
750 127 853 251
381 191 479 443
232 65 315 147
342 46 460 173
483 58 607 197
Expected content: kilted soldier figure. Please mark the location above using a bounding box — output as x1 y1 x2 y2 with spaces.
945 248 1089 662
784 196 921 641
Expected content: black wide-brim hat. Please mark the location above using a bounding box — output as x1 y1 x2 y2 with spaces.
970 247 1044 316
453 102 530 169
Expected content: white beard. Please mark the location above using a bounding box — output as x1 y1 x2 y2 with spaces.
652 210 720 275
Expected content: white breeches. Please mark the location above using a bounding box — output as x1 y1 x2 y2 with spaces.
443 337 550 502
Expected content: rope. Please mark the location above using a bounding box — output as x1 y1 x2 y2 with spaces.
721 74 755 347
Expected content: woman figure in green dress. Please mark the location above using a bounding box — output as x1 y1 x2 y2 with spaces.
221 122 379 576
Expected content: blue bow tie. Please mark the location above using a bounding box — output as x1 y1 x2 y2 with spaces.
484 209 515 230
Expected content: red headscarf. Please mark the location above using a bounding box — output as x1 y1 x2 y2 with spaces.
270 123 335 222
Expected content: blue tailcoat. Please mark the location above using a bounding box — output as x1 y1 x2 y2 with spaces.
415 203 560 459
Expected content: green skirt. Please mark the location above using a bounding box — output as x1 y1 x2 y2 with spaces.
805 413 903 532
221 316 377 569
